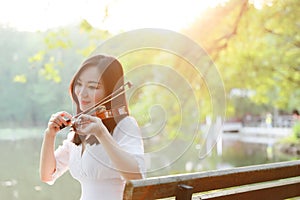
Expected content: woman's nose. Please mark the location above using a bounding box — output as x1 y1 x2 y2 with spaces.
78 86 88 98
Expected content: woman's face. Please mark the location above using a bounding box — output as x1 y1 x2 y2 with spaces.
74 66 106 111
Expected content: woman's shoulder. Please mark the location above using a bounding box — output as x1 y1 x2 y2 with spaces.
113 116 141 138
118 115 139 127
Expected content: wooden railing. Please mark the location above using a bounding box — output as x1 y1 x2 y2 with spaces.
123 160 300 200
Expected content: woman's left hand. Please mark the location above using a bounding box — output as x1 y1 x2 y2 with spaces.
74 114 106 136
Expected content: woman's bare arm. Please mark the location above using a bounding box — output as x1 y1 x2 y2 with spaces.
39 111 72 182
39 129 56 182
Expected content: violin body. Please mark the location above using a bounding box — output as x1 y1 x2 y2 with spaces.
59 82 131 130
94 105 128 119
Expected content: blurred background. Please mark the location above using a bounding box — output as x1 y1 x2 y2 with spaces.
0 0 299 199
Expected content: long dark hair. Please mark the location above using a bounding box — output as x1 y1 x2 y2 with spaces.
69 54 129 145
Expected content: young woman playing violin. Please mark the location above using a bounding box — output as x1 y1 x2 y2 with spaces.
39 54 145 200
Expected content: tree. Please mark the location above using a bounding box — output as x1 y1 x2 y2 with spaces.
0 23 111 127
183 0 300 117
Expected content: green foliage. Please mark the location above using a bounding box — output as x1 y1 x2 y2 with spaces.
80 19 93 32
0 24 109 127
39 57 62 83
234 0 300 109
185 0 300 118
1 0 299 128
44 30 73 49
13 74 27 83
293 121 300 139
28 51 45 62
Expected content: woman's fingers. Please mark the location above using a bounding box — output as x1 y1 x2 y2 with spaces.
61 111 73 120
74 114 102 135
73 115 92 133
79 114 97 123
48 111 73 130
49 115 60 128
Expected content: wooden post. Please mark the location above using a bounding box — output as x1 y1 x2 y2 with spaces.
176 184 194 200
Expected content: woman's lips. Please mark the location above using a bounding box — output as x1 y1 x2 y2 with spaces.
80 100 91 106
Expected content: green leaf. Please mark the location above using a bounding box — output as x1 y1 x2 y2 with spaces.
80 19 93 32
28 51 45 63
13 75 27 83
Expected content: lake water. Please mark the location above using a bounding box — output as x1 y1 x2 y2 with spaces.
0 128 298 199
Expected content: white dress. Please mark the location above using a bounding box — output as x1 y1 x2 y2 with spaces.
47 116 145 200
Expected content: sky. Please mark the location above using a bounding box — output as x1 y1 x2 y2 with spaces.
0 0 228 33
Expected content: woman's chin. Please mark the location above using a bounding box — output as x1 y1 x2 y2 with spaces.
80 105 91 111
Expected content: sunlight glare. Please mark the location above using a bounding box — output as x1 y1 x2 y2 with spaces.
97 0 214 33
0 0 225 32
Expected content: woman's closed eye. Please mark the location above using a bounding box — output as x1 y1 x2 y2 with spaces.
75 81 83 87
88 85 99 90
88 82 104 90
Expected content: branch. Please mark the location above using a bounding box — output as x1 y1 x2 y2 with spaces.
268 65 300 86
264 27 282 36
207 0 249 58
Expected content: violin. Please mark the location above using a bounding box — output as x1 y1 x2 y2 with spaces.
60 81 132 130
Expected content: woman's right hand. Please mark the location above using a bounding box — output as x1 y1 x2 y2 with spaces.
46 111 73 137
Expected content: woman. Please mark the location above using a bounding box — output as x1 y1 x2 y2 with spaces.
39 54 145 200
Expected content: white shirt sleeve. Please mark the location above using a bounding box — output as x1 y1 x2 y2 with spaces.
46 132 74 185
113 116 146 178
